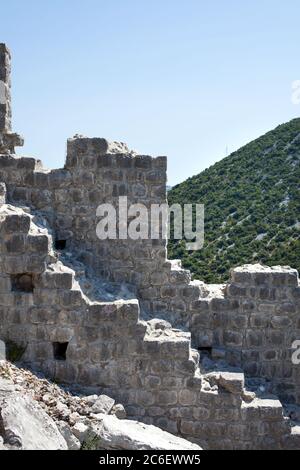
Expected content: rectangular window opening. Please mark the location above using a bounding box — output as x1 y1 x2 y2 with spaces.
198 346 212 355
55 239 67 250
53 342 68 361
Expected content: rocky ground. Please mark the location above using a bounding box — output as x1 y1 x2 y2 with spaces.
0 361 201 451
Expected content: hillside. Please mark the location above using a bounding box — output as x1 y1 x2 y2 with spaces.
168 118 300 283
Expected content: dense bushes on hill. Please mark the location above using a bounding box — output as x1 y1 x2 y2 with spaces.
168 118 300 283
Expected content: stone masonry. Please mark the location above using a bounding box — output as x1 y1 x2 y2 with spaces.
0 44 23 154
0 44 300 449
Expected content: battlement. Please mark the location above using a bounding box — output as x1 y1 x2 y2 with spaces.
230 264 299 288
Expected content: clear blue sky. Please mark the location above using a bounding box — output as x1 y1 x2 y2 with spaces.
2 0 300 185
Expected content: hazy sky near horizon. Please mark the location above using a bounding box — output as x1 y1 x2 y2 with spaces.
1 0 300 185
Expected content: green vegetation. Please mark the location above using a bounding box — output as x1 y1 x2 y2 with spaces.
168 118 300 283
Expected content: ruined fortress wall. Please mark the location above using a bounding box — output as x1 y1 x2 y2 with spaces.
0 143 167 291
65 137 168 288
189 266 300 404
0 142 204 321
0 148 300 405
0 205 296 449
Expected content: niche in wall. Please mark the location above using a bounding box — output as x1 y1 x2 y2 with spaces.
11 274 34 293
53 342 68 361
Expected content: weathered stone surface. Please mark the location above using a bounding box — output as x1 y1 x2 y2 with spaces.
111 403 127 419
0 182 6 204
218 371 245 394
0 44 23 153
57 421 81 450
90 395 115 414
89 415 201 450
72 422 89 444
0 391 67 450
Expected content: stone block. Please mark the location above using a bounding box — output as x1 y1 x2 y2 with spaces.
230 268 253 284
178 389 197 406
34 172 49 188
257 398 283 421
227 424 249 440
26 255 46 273
180 285 200 300
154 417 178 435
160 337 190 358
12 187 30 203
246 329 263 348
192 406 210 420
119 300 140 323
4 255 27 274
160 285 176 298
3 213 30 234
272 270 299 287
253 272 271 286
60 289 82 308
135 390 155 407
144 375 161 389
249 313 269 328
223 330 243 347
134 156 152 169
0 275 11 292
161 376 184 388
263 349 278 361
27 234 50 253
169 269 191 284
146 406 165 417
270 315 292 329
196 330 213 348
212 311 229 328
276 303 296 314
191 312 211 329
240 299 255 311
226 283 247 297
267 329 285 346
49 327 74 343
34 342 53 361
218 371 245 394
211 298 231 311
190 299 210 312
258 287 276 301
170 299 186 312
87 303 117 324
156 390 178 406
169 407 193 419
230 314 248 329
243 361 260 376
0 182 6 204
180 420 197 436
53 272 74 290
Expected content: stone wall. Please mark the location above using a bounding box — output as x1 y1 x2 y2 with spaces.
0 44 23 154
0 142 167 292
0 141 203 322
0 203 299 449
1 144 300 405
188 265 300 404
